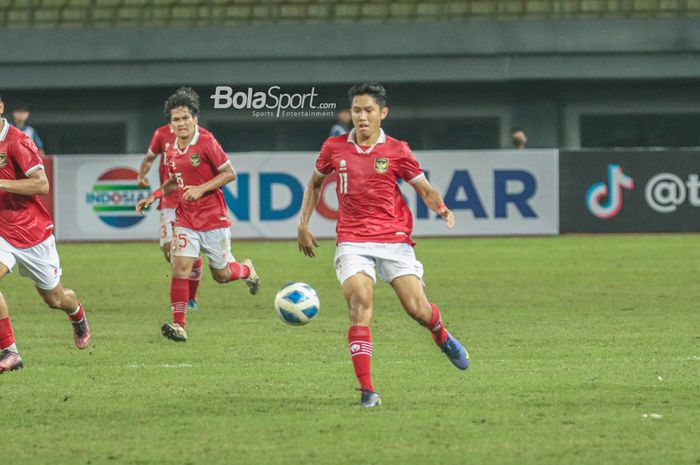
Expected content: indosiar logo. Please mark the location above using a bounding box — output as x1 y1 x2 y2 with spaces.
85 167 152 228
586 164 634 219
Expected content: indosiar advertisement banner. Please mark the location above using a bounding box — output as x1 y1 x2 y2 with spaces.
560 149 700 233
53 150 559 241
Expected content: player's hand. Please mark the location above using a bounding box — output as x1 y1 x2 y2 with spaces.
136 195 155 215
182 185 204 202
438 206 455 229
137 175 150 188
298 226 319 258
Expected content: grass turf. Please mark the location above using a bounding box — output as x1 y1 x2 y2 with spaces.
0 236 698 465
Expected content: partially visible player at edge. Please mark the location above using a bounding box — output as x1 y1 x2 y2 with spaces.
0 93 90 373
297 82 469 408
136 90 260 342
137 87 207 311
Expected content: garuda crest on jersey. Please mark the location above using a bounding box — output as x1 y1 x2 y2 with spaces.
0 153 6 169
190 154 201 167
374 158 388 174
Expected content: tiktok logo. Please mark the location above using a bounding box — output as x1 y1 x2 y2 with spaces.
586 164 635 219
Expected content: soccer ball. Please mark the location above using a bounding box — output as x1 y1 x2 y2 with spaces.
274 282 320 326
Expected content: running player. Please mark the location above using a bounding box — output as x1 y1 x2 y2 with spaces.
0 93 91 372
136 89 260 342
297 82 469 408
137 88 206 310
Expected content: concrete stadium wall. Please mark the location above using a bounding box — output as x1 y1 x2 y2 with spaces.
2 18 700 153
2 19 700 88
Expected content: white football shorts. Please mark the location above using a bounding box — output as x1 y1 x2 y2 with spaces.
159 208 177 248
334 242 424 285
172 226 235 270
0 234 62 290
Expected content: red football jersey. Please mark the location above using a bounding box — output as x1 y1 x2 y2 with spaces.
315 129 425 245
166 126 232 232
148 125 178 210
0 120 54 248
149 125 214 210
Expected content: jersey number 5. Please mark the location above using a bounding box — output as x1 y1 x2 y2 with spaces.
338 172 348 194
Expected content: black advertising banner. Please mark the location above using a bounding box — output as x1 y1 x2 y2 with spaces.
560 150 700 233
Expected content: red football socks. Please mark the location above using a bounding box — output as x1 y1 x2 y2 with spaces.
67 303 85 323
188 257 203 302
428 303 449 345
170 277 189 327
348 325 375 392
228 262 250 281
0 317 15 350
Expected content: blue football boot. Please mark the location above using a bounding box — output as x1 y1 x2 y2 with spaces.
439 332 470 370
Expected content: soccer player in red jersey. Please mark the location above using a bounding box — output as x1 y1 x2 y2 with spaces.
137 88 208 311
298 82 469 407
136 90 260 342
0 94 90 372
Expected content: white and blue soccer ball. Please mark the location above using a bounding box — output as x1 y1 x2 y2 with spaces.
274 282 319 326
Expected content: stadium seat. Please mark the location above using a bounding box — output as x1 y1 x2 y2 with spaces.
470 0 499 17
3 0 700 27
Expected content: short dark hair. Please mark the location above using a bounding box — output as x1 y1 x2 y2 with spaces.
348 82 387 108
13 102 30 112
164 87 200 122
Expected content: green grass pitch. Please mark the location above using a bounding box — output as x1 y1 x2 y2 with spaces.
1 236 698 465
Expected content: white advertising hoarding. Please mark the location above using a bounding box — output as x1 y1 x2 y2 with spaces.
54 150 558 241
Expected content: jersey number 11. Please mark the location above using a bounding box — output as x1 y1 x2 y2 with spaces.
338 172 348 194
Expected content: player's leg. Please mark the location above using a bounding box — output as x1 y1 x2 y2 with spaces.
0 261 24 372
343 273 381 408
380 244 469 370
35 284 90 350
390 275 468 370
187 256 203 310
161 208 201 310
203 228 260 295
163 228 198 341
335 248 380 407
13 235 91 350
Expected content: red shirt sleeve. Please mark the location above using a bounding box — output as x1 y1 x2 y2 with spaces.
314 140 334 176
148 129 164 154
395 142 424 184
13 137 43 176
206 138 231 171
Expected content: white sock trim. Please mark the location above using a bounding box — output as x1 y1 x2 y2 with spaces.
3 342 18 353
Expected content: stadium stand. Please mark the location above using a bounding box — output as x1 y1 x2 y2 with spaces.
1 0 699 28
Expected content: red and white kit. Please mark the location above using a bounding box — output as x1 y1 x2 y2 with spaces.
166 126 235 269
314 129 427 284
0 120 61 290
149 125 212 247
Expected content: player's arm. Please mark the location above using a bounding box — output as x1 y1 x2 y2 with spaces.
412 178 455 229
0 168 49 196
136 177 177 215
137 149 159 188
297 171 326 257
182 163 236 202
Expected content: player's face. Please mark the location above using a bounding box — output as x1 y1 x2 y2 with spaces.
12 110 29 126
169 106 198 140
351 95 388 142
0 100 4 115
